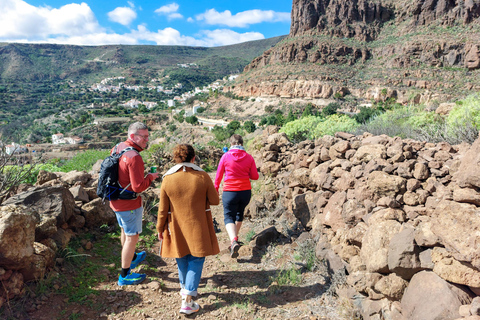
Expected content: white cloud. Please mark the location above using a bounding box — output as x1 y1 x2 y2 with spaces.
154 3 183 20
0 0 269 47
168 12 183 20
187 17 194 23
155 3 179 14
108 7 137 26
197 29 264 46
0 0 103 39
196 9 290 27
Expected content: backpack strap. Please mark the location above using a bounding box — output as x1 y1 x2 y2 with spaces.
116 146 139 195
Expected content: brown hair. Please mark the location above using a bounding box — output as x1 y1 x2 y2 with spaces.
173 144 195 163
230 134 243 146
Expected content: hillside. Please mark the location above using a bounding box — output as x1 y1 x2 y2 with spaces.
0 36 285 144
228 0 480 105
0 36 284 83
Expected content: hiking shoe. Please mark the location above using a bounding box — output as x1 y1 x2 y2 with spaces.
118 271 146 286
130 251 146 269
180 300 200 315
230 240 240 259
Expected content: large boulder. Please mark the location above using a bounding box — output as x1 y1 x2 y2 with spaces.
291 193 312 228
0 205 37 269
60 170 91 186
20 242 55 281
432 247 480 289
360 220 401 273
401 271 473 320
431 200 480 270
35 170 58 186
3 186 75 241
367 171 406 199
387 225 423 280
81 198 116 228
454 136 480 188
352 144 387 165
322 191 347 231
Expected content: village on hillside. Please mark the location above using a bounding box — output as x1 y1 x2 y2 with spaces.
1 74 238 156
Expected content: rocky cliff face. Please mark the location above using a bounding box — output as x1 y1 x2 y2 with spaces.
229 0 480 103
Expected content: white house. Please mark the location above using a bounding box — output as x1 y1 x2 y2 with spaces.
52 133 65 145
65 136 84 144
5 143 19 155
144 101 158 109
122 99 142 108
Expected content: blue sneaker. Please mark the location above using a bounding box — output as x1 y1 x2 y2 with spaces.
130 251 146 269
118 271 146 286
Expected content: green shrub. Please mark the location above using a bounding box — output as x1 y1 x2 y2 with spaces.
264 105 275 113
354 106 383 123
59 150 110 172
312 114 359 137
167 123 177 132
279 116 323 141
227 120 241 132
5 163 62 185
354 101 479 144
212 125 229 142
243 120 256 133
322 102 340 117
447 95 480 130
185 115 198 125
301 103 313 118
259 114 285 126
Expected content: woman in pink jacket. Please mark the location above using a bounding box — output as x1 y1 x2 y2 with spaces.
214 134 259 258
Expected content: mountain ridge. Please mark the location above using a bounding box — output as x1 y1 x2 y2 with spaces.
229 0 480 104
0 36 286 83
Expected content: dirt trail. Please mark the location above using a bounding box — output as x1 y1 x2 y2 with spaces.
13 174 347 320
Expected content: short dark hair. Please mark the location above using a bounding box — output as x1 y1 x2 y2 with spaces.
230 134 243 146
173 144 195 163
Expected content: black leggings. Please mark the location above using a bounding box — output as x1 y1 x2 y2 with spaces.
222 190 252 224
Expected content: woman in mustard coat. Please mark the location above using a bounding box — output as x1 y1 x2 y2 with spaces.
156 144 220 315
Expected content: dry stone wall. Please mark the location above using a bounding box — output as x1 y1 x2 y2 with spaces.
247 126 480 320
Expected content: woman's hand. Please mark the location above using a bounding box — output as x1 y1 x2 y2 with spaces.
157 232 164 240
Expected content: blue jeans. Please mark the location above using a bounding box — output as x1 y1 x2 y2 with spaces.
176 254 205 296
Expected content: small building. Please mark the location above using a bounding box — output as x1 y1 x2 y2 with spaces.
122 99 142 108
144 101 158 109
5 143 18 155
65 136 84 144
52 133 65 145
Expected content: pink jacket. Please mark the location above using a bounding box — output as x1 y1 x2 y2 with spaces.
214 147 259 191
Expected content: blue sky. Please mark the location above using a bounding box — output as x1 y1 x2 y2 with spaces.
0 0 292 47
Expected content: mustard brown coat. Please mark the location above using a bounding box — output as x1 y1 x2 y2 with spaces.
156 167 220 258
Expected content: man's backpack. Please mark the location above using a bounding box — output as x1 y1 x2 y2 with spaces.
96 145 138 201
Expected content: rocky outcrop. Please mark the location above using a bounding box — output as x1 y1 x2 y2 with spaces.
0 169 119 302
229 0 480 101
291 0 392 41
247 126 480 319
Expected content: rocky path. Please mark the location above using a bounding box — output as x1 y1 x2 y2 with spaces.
15 174 350 320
